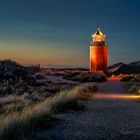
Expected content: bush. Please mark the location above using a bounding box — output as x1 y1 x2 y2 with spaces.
64 72 107 83
121 76 134 82
121 75 140 82
124 82 140 96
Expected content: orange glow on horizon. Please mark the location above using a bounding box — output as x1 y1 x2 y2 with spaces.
0 41 88 67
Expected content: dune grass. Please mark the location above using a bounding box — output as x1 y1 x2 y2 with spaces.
0 83 96 140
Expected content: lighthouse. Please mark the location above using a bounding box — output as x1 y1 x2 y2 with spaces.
90 28 108 72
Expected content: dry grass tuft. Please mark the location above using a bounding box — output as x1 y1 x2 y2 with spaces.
0 83 97 140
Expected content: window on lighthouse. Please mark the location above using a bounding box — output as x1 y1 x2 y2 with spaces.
93 36 105 42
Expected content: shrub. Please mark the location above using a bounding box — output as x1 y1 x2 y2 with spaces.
121 76 134 82
64 72 107 83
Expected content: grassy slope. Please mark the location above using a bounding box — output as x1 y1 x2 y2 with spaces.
0 83 97 140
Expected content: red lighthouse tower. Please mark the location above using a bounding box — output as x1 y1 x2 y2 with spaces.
90 28 108 72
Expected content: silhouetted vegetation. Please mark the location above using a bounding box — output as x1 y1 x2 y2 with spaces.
122 74 140 95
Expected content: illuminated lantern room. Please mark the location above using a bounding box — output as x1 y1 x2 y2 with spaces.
90 28 108 72
92 28 106 46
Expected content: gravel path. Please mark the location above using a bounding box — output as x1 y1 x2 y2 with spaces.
37 78 140 140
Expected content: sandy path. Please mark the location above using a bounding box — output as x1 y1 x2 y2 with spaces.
37 78 140 140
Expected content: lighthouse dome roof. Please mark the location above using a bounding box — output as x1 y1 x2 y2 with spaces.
93 28 104 36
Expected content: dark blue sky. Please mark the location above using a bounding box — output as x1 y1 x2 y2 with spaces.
0 0 140 67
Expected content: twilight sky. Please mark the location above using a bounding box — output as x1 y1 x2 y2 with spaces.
0 0 140 67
